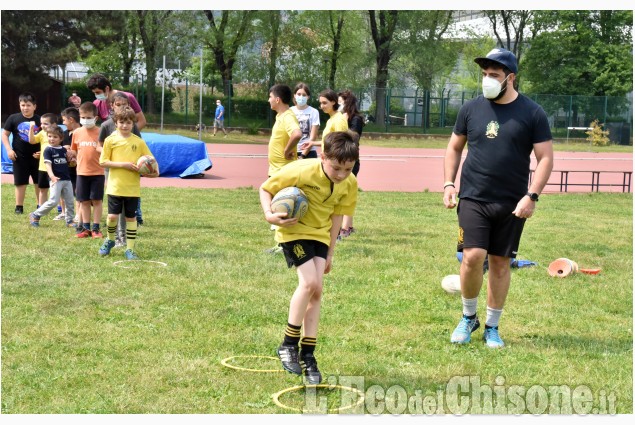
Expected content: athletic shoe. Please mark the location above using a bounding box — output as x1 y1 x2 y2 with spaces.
276 344 302 375
15 206 24 215
66 220 77 229
264 245 283 254
124 249 139 260
450 315 481 344
483 326 505 348
75 229 92 238
29 213 40 227
300 352 322 385
57 205 63 213
99 239 115 256
338 228 351 239
91 230 104 239
115 236 126 248
53 213 65 221
137 220 144 226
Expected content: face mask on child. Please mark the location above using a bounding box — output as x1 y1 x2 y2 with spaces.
295 95 308 107
80 118 97 128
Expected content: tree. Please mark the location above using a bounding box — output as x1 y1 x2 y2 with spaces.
136 10 173 114
267 11 281 88
84 11 141 87
368 10 399 125
483 10 533 65
326 11 346 89
523 10 633 96
204 10 256 96
1 10 122 89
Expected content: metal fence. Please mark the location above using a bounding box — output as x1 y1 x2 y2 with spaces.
58 68 633 144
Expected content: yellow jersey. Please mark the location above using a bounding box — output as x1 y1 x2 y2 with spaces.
100 132 152 197
321 112 348 151
268 108 300 176
35 131 49 172
261 158 357 246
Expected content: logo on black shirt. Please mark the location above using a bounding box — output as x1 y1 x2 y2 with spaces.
486 121 499 139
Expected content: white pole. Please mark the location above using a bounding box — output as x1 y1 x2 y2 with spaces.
161 55 166 133
199 48 203 141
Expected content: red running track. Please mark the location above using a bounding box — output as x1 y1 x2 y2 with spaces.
2 144 632 193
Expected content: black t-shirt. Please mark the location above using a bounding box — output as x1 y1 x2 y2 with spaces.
43 145 71 181
348 115 364 137
3 113 41 157
454 94 552 203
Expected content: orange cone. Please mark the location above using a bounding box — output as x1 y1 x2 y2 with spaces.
548 258 579 278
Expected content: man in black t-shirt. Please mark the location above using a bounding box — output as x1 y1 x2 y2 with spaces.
442 48 554 349
1 92 42 214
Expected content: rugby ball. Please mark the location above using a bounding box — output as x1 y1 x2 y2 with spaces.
136 155 159 177
271 187 309 220
441 274 461 295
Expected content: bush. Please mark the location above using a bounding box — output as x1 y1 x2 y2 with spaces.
586 119 611 146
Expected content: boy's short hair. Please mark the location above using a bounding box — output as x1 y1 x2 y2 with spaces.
79 102 98 116
269 84 292 105
109 91 130 106
86 73 112 91
293 82 311 97
41 113 58 124
113 106 137 123
46 124 64 139
18 92 36 104
323 131 359 163
61 107 80 122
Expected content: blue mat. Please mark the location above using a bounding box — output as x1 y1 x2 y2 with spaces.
141 132 212 178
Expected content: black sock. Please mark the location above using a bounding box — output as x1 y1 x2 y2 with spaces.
300 336 317 356
465 313 477 320
282 323 301 347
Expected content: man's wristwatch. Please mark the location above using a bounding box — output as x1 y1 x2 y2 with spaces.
527 192 539 202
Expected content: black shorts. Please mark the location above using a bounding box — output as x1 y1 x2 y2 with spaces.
298 150 318 159
37 170 50 189
280 239 329 268
107 195 139 218
457 198 526 258
352 159 360 177
69 168 77 193
12 155 39 186
76 175 105 202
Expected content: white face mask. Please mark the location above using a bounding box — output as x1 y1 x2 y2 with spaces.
295 95 308 107
80 118 96 128
338 103 344 112
482 75 510 99
95 93 107 101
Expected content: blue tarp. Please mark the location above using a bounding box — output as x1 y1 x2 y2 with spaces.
141 132 212 178
2 130 213 178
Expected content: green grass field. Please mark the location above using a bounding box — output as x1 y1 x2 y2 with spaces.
1 185 632 414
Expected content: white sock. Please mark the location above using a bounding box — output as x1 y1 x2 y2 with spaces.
461 296 478 317
485 306 503 328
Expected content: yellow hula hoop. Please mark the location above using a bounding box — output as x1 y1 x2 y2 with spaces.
220 355 284 373
272 384 365 413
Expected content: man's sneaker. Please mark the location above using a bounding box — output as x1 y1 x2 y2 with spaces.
124 249 139 260
264 245 283 254
483 326 505 348
276 344 302 375
53 213 65 221
29 213 40 227
76 229 92 238
300 352 322 385
92 230 103 239
15 206 24 215
450 315 481 344
99 239 116 256
115 236 126 248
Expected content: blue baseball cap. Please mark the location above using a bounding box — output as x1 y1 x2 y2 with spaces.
474 48 518 74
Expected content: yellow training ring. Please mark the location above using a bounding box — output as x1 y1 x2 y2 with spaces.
272 384 365 413
220 355 284 373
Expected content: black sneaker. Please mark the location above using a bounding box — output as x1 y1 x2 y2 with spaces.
300 352 322 385
276 344 302 375
15 206 23 215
